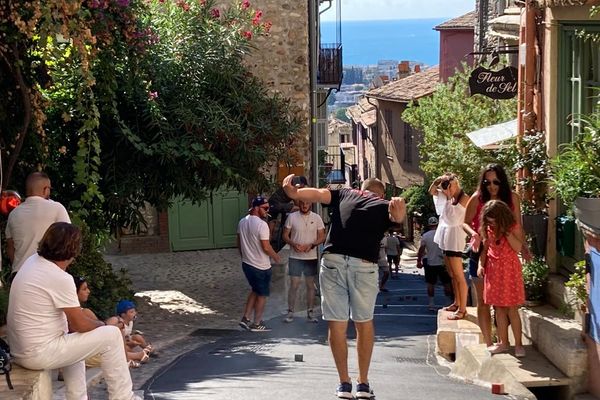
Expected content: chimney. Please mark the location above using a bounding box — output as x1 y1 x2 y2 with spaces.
414 64 421 73
398 61 410 79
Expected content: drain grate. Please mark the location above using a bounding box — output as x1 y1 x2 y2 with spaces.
209 343 273 355
395 356 427 365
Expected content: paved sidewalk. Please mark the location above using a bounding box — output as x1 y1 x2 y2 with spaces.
86 248 291 398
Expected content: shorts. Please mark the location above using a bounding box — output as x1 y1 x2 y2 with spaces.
468 250 481 278
378 261 390 272
444 250 463 258
386 254 400 265
424 264 451 285
242 262 272 296
288 258 318 277
319 253 379 323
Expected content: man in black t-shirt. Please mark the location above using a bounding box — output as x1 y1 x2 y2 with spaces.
282 175 406 400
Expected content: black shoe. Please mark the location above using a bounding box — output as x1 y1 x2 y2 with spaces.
336 382 353 399
356 382 375 399
239 317 251 331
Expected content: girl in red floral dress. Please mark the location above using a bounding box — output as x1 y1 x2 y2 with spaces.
477 200 526 358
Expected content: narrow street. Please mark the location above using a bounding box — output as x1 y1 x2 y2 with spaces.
142 264 507 400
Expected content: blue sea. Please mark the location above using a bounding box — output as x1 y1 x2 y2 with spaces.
321 19 445 67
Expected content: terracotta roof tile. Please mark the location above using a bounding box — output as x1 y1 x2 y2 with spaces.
434 11 477 30
366 67 440 103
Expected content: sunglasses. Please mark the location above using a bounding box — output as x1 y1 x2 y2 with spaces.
260 205 270 210
483 179 501 187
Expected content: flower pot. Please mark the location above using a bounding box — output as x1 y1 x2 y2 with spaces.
523 214 548 257
575 197 600 235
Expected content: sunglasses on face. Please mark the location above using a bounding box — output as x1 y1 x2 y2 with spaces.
483 179 501 187
260 206 270 210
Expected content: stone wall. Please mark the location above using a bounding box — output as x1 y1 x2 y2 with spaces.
246 0 311 170
474 0 501 52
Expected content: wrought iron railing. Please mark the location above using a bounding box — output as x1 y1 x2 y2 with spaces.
318 43 343 87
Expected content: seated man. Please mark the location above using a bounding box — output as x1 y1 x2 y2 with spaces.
7 222 141 400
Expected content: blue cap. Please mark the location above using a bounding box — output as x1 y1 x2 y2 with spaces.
116 300 136 315
251 196 268 208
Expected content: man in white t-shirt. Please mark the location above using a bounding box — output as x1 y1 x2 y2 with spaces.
385 232 402 276
417 217 452 310
7 222 141 400
237 196 281 332
5 172 70 278
282 200 325 323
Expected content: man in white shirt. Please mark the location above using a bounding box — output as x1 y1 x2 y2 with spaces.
417 217 452 310
385 232 402 276
282 199 326 323
7 222 141 400
5 172 70 278
237 196 281 332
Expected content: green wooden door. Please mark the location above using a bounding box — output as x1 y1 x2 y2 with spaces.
168 191 247 251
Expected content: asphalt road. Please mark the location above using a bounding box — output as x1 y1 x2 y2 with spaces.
143 267 508 400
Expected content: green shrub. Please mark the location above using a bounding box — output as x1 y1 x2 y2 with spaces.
522 257 549 301
68 224 133 320
402 184 436 228
565 260 588 309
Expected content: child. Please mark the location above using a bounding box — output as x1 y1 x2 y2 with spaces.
106 300 153 360
477 200 526 358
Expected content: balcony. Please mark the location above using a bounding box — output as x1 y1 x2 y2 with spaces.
318 43 343 88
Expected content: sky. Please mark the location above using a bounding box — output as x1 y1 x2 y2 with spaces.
321 0 475 21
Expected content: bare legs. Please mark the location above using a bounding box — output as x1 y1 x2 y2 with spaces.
287 275 317 312
472 279 493 346
490 306 524 356
446 255 467 317
243 291 267 324
328 320 374 384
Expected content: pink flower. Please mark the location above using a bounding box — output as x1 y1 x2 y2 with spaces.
176 0 190 11
210 8 220 18
252 9 262 25
241 0 250 9
116 0 130 7
148 91 158 101
199 0 206 5
242 30 252 40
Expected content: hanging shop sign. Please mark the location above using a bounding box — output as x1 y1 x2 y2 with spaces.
469 66 518 100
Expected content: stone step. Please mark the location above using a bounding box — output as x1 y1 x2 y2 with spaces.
520 305 587 394
452 343 571 399
436 306 483 358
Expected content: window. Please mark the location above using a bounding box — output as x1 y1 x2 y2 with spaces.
403 123 413 164
383 109 394 158
558 24 600 145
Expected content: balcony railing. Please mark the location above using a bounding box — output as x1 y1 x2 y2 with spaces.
318 43 343 88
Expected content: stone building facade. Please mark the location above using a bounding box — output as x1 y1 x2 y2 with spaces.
243 0 311 173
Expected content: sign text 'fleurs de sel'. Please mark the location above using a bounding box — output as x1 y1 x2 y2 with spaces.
469 66 518 100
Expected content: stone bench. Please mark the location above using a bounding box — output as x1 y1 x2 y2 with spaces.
436 306 483 359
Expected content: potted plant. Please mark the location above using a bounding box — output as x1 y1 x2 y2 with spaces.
522 256 549 306
550 111 600 234
514 129 550 256
565 260 589 330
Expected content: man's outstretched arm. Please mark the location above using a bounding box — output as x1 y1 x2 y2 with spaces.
282 174 331 204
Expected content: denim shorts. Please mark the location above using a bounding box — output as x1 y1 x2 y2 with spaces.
242 262 272 297
288 258 318 277
319 253 379 322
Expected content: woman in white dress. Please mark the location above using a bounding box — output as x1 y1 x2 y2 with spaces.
428 173 469 320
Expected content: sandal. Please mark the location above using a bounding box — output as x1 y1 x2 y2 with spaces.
447 310 466 320
144 344 154 354
443 304 459 312
487 344 509 354
514 346 526 358
128 360 141 368
140 352 150 363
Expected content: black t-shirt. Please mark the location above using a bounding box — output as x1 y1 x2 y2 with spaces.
268 188 293 212
323 188 393 263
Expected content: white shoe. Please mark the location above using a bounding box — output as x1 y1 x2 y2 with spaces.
284 310 294 323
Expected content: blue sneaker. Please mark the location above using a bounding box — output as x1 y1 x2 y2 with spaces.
336 382 353 399
356 382 374 399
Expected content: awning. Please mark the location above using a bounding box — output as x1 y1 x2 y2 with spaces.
466 119 517 150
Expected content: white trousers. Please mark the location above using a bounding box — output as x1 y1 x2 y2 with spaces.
15 326 134 400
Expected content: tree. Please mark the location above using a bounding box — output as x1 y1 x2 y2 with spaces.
403 66 517 193
335 107 350 123
1 0 302 233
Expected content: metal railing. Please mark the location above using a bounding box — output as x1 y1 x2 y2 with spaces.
318 43 343 87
